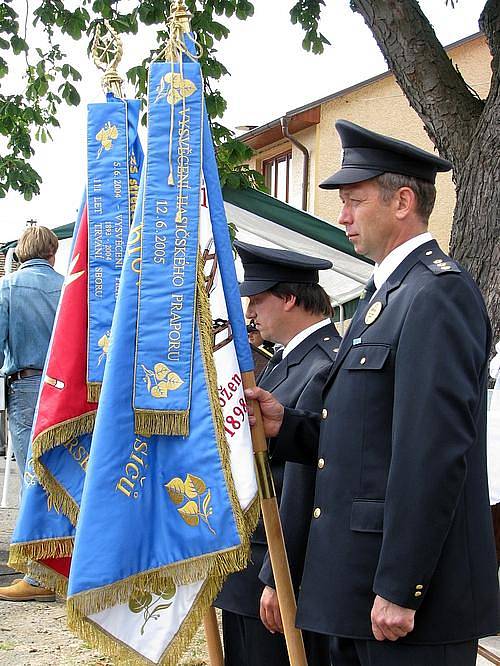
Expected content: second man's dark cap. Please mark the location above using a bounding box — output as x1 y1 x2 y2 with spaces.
320 120 452 189
234 240 332 297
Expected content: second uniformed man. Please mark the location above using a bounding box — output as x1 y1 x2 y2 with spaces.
215 241 340 666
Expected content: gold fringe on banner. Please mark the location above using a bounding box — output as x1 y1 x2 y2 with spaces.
87 382 101 403
196 254 260 548
31 411 97 525
68 575 225 666
9 537 74 597
134 410 189 438
66 538 251 619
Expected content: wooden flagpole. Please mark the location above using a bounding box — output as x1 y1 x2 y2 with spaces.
204 608 224 666
242 370 308 666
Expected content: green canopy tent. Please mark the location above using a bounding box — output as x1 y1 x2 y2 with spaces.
1 187 372 323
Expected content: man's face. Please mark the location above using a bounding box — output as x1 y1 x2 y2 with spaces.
338 180 398 263
245 291 286 345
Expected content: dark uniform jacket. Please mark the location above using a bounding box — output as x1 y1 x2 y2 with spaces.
273 240 499 643
215 321 340 617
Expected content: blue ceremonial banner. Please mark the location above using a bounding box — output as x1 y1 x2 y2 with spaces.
133 61 203 437
87 95 143 402
9 452 75 594
9 96 144 594
65 42 258 664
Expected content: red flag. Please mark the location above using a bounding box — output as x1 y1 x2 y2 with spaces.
33 205 96 442
31 204 97 518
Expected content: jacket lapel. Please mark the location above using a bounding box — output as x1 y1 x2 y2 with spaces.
259 322 338 393
259 354 288 392
324 240 437 388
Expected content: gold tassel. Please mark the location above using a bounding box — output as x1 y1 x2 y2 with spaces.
134 410 189 437
87 382 101 403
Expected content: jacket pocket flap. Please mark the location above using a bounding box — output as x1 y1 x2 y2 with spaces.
350 500 384 533
345 345 390 371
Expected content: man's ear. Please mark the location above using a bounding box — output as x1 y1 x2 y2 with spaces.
282 294 297 312
395 187 416 220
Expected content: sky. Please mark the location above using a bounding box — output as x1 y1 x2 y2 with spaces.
0 0 484 242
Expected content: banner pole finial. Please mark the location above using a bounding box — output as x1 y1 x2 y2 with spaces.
91 20 124 98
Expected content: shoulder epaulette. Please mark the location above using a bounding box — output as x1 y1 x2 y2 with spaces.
318 331 341 359
419 248 461 275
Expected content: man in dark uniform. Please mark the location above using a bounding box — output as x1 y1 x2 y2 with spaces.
215 241 340 666
247 120 499 666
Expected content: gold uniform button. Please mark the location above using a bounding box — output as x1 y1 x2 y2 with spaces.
318 458 325 469
414 591 422 597
313 507 321 518
415 584 423 590
322 409 328 419
360 357 366 365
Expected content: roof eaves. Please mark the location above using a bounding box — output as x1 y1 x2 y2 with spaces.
238 31 484 143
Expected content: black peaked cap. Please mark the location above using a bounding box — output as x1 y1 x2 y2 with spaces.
234 240 332 297
320 120 452 189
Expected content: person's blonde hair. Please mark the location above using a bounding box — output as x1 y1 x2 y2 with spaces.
16 226 59 263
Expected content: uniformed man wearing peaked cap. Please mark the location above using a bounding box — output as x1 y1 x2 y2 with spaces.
215 241 340 666
248 120 499 666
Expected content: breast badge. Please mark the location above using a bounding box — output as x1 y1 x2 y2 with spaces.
365 301 383 325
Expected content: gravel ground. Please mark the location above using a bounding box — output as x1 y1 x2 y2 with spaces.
0 456 210 666
2 456 500 665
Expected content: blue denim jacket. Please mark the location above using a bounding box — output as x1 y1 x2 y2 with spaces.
0 259 64 375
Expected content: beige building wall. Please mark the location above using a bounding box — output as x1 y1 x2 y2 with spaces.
245 35 491 251
314 35 491 250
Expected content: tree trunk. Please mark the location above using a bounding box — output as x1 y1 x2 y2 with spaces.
351 0 500 346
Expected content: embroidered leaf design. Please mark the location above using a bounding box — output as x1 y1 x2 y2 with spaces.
165 371 183 391
152 602 173 613
202 488 212 515
98 333 110 353
165 477 185 505
108 124 118 140
178 500 199 526
129 591 152 613
159 580 176 600
151 380 170 398
164 72 197 105
96 128 105 142
154 362 170 380
184 474 206 499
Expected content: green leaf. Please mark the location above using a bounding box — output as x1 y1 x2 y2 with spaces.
10 35 28 55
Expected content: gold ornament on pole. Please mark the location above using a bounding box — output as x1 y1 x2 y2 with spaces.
91 20 124 98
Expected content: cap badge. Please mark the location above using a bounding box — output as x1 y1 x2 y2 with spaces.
365 301 383 325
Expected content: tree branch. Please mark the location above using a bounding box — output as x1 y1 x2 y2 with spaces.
479 0 499 101
351 0 485 166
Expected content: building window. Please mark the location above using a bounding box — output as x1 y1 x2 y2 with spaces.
263 151 292 203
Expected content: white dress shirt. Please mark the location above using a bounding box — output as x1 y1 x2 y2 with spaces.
282 318 332 359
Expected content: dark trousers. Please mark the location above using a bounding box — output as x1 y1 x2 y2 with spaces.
222 610 330 666
330 636 479 666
